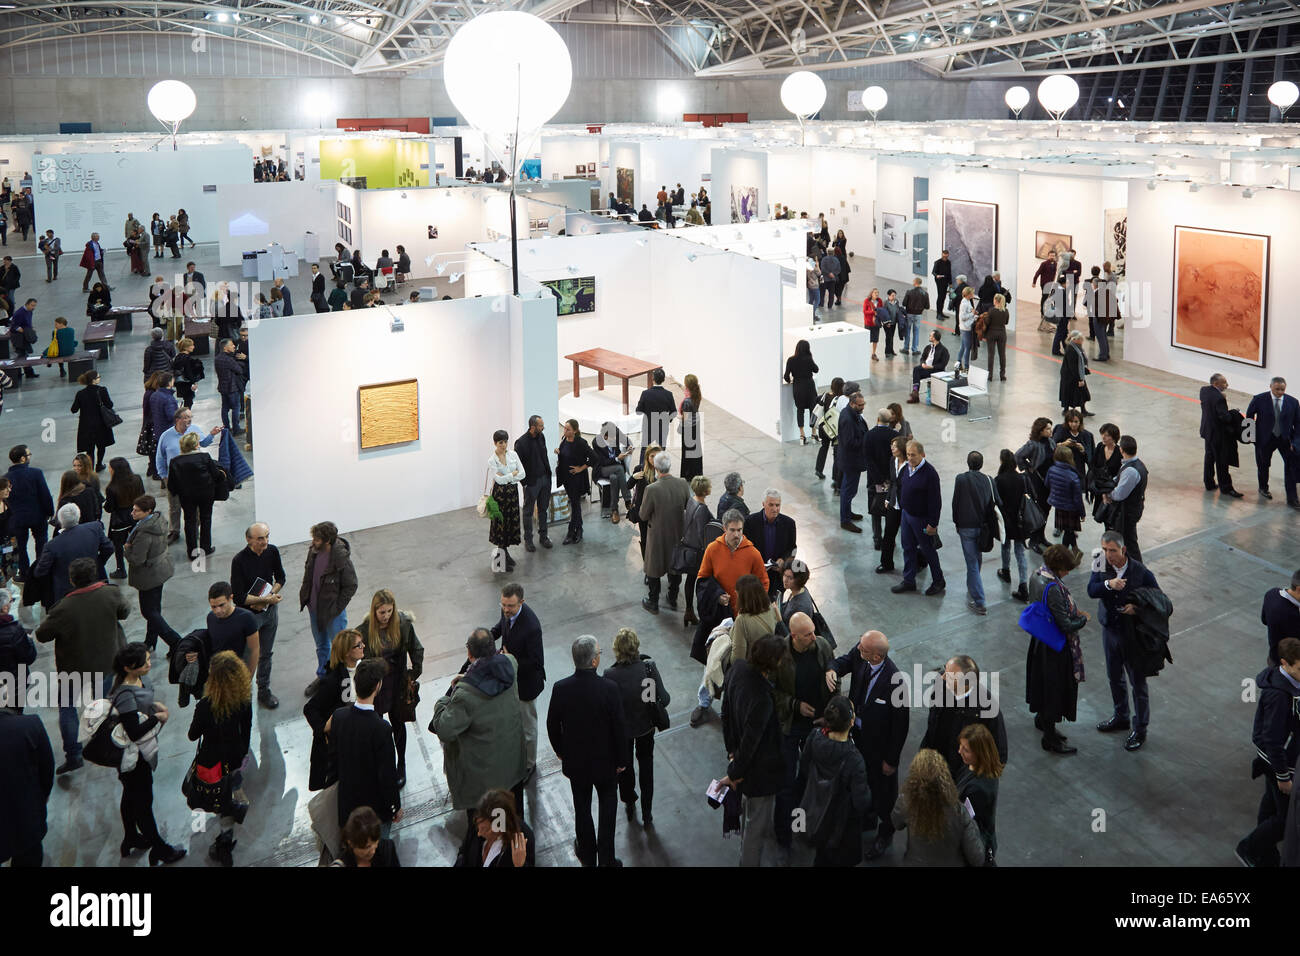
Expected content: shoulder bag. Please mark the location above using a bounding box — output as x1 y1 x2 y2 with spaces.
817 396 839 442
976 474 1000 553
1018 580 1067 652
97 387 123 429
1018 474 1046 535
645 659 670 732
867 480 891 517
807 592 835 649
45 331 60 358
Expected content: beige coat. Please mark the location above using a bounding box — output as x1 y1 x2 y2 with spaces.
638 474 691 578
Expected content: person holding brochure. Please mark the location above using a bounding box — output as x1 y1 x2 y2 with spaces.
230 521 287 709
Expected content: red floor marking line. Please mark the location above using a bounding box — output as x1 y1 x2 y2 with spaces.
916 316 1200 405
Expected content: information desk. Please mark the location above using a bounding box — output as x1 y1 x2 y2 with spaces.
781 322 871 389
565 348 661 415
927 371 957 410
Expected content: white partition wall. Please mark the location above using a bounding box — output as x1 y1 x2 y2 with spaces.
606 141 643 207
927 164 1020 308
710 147 769 225
1124 181 1300 395
215 181 337 267
541 135 599 179
1014 173 1108 306
249 295 558 545
355 185 489 273
874 159 918 286
638 138 714 203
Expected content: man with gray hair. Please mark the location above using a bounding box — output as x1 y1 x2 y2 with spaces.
1245 377 1299 507
31 503 113 604
743 488 797 600
547 635 628 867
640 451 691 615
229 521 288 708
717 471 748 518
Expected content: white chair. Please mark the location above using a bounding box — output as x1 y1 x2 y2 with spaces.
951 366 991 423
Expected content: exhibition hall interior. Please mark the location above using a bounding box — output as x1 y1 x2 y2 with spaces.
2 0 1300 884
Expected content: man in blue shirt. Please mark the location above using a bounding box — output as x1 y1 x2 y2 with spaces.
155 406 222 543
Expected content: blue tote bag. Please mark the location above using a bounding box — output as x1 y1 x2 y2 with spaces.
1018 580 1066 652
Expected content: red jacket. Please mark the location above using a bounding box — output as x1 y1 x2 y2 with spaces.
79 240 103 270
862 297 879 329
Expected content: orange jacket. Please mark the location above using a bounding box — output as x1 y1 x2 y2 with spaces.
697 535 767 609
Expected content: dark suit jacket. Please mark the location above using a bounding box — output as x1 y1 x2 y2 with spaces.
635 385 676 449
829 652 909 767
920 700 1008 782
329 704 400 826
1086 558 1159 631
1261 588 1300 666
1199 385 1235 443
184 271 206 293
32 520 112 602
311 273 326 298
491 604 545 702
838 406 869 472
0 708 53 862
1246 392 1300 445
743 511 796 564
546 668 627 782
455 821 536 867
918 341 950 373
3 463 54 526
864 424 896 485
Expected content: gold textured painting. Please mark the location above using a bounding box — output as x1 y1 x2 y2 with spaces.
1171 225 1269 367
358 379 419 450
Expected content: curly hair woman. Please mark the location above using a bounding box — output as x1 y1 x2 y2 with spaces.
891 747 985 866
187 650 253 866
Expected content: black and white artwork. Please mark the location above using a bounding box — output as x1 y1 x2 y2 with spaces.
1105 207 1127 276
882 212 906 252
942 198 998 283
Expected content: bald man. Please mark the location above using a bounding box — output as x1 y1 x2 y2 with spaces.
827 630 909 861
230 521 288 708
773 611 837 848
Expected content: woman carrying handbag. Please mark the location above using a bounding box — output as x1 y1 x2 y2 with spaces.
185 650 252 867
1024 545 1090 755
358 590 424 790
486 429 524 572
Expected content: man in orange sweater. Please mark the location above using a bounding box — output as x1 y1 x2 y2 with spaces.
697 510 767 614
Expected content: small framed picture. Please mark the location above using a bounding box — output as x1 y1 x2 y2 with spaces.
427 225 438 239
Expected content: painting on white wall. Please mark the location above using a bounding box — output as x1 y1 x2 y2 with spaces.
730 185 759 223
1171 225 1269 367
1104 208 1127 275
942 198 997 283
882 212 906 252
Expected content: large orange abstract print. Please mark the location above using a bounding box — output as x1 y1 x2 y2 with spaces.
1171 225 1269 367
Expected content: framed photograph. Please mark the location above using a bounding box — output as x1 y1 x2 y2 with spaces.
1171 225 1269 367
882 212 906 252
616 167 634 205
540 276 596 315
427 225 438 239
730 184 759 223
576 164 585 175
942 198 998 282
1034 230 1072 259
358 379 419 450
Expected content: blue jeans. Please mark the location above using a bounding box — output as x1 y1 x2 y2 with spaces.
1092 315 1110 359
807 287 821 308
58 673 105 761
309 610 347 677
957 526 985 606
221 390 243 431
697 681 712 708
906 316 922 352
957 330 974 368
1000 537 1028 585
840 468 861 524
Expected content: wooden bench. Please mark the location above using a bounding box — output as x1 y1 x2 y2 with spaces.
565 347 661 415
107 305 148 333
184 319 214 355
83 320 117 359
0 350 98 384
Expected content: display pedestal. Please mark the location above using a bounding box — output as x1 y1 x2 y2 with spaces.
558 387 642 441
302 231 321 263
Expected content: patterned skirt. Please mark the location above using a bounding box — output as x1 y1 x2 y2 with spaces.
1054 508 1082 533
489 481 521 548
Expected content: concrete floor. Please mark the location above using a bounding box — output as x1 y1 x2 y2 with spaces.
3 240 1293 867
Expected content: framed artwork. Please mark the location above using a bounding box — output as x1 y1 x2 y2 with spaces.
586 163 595 174
358 379 420 450
575 164 585 175
1034 230 1071 259
882 212 906 252
616 166 634 204
1171 225 1269 367
942 198 998 282
427 225 438 239
1104 208 1127 275
730 184 759 223
540 276 596 315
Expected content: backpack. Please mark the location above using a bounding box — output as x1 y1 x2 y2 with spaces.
817 396 839 442
79 693 126 768
797 742 852 848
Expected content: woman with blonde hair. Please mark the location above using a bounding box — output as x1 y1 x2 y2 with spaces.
358 589 424 789
679 373 704 480
629 442 662 560
957 723 1003 863
304 629 367 792
186 650 253 866
891 747 985 866
603 627 670 827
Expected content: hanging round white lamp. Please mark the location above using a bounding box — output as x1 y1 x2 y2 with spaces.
1267 80 1298 120
147 80 196 150
862 85 888 124
780 71 826 146
1004 85 1030 118
1036 73 1079 136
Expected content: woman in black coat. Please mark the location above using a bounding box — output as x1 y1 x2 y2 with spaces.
554 418 593 545
70 371 116 470
165 432 224 557
86 283 111 322
103 457 144 579
994 449 1030 603
454 789 534 868
603 627 670 827
335 806 401 867
1015 417 1056 553
784 339 820 445
1025 545 1089 755
186 650 253 867
1059 330 1092 415
303 629 365 792
54 470 99 530
1051 409 1094 488
679 375 704 481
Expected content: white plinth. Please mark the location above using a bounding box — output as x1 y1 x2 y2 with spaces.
559 388 642 440
782 321 871 389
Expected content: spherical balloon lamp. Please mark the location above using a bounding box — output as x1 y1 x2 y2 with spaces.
1036 73 1079 136
862 85 887 124
1267 80 1298 120
443 11 573 295
780 70 826 145
1004 85 1030 118
147 80 196 149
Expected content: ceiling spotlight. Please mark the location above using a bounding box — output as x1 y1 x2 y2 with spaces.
216 11 228 22
232 12 240 21
685 252 698 262
1188 183 1200 192
1146 180 1157 191
309 14 319 24
961 25 972 35
1017 12 1026 21
450 272 463 283
903 33 916 42
1242 187 1255 199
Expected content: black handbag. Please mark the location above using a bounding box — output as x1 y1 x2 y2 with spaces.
646 659 670 732
867 482 891 517
96 388 123 429
394 674 421 724
807 593 835 649
1018 475 1046 534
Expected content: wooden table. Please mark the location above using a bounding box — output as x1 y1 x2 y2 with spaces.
184 319 214 355
565 348 661 415
108 305 147 333
83 320 117 358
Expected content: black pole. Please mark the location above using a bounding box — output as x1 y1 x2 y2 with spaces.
510 180 519 295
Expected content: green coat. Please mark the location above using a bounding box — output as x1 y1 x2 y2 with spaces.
430 652 529 810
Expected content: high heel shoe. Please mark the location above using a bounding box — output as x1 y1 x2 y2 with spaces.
149 843 187 866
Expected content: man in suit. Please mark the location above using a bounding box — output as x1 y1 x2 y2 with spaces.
491 582 545 776
931 250 952 319
920 654 1008 781
32 504 113 603
892 439 946 596
78 232 108 292
272 276 294 316
0 706 54 866
1088 530 1160 752
1236 636 1300 867
1106 435 1148 564
547 635 627 867
864 410 896 549
309 263 327 312
330 658 401 835
182 261 205 299
837 392 869 533
1246 377 1300 507
1260 571 1300 667
639 451 691 614
1199 373 1244 498
6 445 55 576
514 415 553 552
827 630 909 861
952 450 999 616
38 231 61 282
907 330 950 403
743 489 797 599
634 368 676 463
